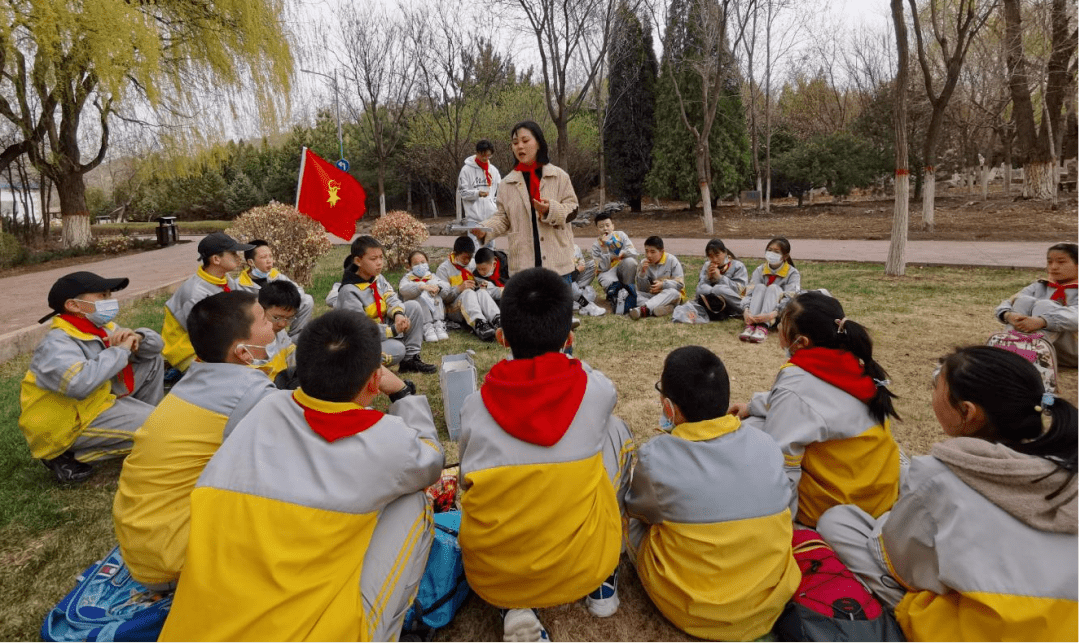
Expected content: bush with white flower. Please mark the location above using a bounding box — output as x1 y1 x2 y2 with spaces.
227 202 333 287
371 210 429 269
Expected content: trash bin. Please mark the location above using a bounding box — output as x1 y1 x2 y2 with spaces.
155 216 178 247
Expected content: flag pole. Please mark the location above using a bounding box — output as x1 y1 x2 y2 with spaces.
294 147 308 209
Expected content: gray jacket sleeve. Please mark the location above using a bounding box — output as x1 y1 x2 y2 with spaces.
880 464 949 594
995 281 1039 322
335 284 365 314
1042 300 1078 332
31 333 130 400
752 386 826 519
133 328 164 358
223 376 279 440
593 240 613 272
397 276 423 300
387 394 446 492
662 259 684 292
625 441 665 525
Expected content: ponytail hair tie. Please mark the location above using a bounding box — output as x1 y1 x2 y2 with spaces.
835 317 849 334
1036 392 1056 413
873 378 891 388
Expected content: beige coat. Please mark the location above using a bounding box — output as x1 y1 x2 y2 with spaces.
480 164 578 276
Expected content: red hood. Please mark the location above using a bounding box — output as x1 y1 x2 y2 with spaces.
481 353 588 447
789 347 876 403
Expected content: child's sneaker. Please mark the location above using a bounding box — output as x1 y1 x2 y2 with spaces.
434 320 450 341
628 305 648 320
738 325 756 341
751 325 769 343
41 451 93 484
502 608 550 642
583 302 606 317
423 322 439 343
585 569 620 617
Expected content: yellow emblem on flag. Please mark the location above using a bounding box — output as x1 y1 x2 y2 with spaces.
326 180 342 207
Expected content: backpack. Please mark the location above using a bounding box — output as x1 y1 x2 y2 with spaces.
986 329 1059 393
42 546 172 642
605 282 637 315
696 293 730 321
772 529 905 642
402 511 470 636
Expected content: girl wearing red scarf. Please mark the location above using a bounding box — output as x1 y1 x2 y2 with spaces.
729 291 903 527
471 121 579 278
995 242 1078 368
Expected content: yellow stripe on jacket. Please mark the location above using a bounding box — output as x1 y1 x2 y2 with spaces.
460 452 621 608
159 487 379 642
896 589 1078 642
797 421 900 526
634 511 801 641
162 307 195 372
19 370 115 460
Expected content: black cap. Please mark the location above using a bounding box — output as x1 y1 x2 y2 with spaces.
40 271 130 323
198 232 254 261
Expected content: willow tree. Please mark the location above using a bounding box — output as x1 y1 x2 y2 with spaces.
0 0 293 247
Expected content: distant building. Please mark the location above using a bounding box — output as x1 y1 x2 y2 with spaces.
0 181 44 223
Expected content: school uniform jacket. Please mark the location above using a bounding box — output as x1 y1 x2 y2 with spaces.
995 279 1078 332
880 438 1077 641
696 259 749 298
742 262 801 306
160 389 444 642
458 354 631 608
747 363 900 526
397 272 449 301
257 328 295 383
435 255 476 305
112 361 276 586
19 316 163 460
591 231 638 272
627 416 801 640
163 268 237 371
235 267 303 294
636 252 687 302
336 272 405 339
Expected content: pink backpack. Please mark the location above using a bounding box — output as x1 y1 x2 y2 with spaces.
986 329 1058 393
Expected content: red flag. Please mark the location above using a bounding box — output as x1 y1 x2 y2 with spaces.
295 148 367 240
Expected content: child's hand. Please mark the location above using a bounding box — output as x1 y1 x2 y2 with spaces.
1014 315 1047 333
649 281 663 294
423 283 440 295
707 263 720 280
394 314 410 334
727 402 750 419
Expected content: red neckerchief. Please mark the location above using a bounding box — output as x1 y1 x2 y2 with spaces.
476 158 492 186
292 391 385 443
481 352 588 447
1047 281 1077 303
788 347 877 403
60 314 135 398
452 255 473 283
489 259 505 287
766 274 778 286
515 161 542 204
363 277 384 318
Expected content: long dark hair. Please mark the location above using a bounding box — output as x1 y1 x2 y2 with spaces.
940 346 1078 474
782 291 898 424
510 121 550 165
705 238 736 260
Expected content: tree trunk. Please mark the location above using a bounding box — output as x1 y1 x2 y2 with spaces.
700 182 714 234
56 173 92 248
377 164 387 217
921 168 935 231
885 0 910 277
556 119 570 168
981 161 989 200
1025 160 1056 200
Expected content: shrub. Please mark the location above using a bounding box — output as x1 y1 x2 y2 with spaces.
92 235 134 255
371 210 429 269
0 231 29 269
227 201 333 287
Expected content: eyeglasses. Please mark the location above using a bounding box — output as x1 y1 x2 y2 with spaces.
266 312 295 324
654 380 663 396
930 364 942 390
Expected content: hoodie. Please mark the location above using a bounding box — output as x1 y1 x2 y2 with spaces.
457 154 502 223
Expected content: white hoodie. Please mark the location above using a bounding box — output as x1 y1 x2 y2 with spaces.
457 154 501 223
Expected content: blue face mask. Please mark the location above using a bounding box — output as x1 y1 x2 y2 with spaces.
251 266 270 279
77 299 120 327
412 263 430 278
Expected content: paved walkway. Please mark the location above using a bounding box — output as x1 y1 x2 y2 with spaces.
0 233 1050 364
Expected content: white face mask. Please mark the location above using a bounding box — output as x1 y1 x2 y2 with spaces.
765 251 783 267
251 266 270 279
239 343 272 367
76 298 120 327
411 263 430 278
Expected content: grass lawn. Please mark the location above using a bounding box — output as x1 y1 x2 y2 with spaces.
0 247 1074 641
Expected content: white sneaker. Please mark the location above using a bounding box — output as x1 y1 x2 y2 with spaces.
434 320 449 341
585 570 620 617
502 608 549 642
423 323 438 343
583 302 606 317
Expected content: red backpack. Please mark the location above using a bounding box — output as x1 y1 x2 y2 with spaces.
773 529 906 641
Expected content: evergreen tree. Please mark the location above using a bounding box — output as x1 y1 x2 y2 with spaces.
604 4 658 212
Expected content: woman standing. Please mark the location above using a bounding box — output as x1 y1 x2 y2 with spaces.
473 122 578 278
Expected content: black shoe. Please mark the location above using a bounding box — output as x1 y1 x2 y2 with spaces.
398 354 437 374
491 315 501 330
474 320 496 342
41 451 93 484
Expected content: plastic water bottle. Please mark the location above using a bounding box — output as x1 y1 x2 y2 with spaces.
615 289 628 315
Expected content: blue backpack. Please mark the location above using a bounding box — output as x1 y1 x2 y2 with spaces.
42 546 172 642
403 511 470 635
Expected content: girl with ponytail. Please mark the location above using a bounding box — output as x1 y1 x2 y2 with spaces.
729 290 902 527
817 345 1077 641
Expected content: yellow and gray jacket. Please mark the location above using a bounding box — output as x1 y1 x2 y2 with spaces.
435 255 476 299
995 278 1078 332
236 266 302 295
458 354 631 608
696 259 748 298
743 262 801 304
590 231 637 272
746 364 900 526
113 361 276 587
627 416 801 640
336 272 405 339
19 317 163 460
398 272 449 301
162 268 237 371
636 252 687 302
160 389 444 641
880 438 1077 641
256 328 295 383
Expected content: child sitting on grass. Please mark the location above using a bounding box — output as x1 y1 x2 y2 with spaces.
740 237 800 343
256 280 301 388
236 239 315 340
113 290 277 590
160 310 442 641
457 267 633 641
591 212 638 313
628 235 686 320
628 346 800 640
473 247 507 302
995 242 1078 367
695 238 748 320
818 346 1077 641
21 271 165 483
399 250 451 342
436 236 501 342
